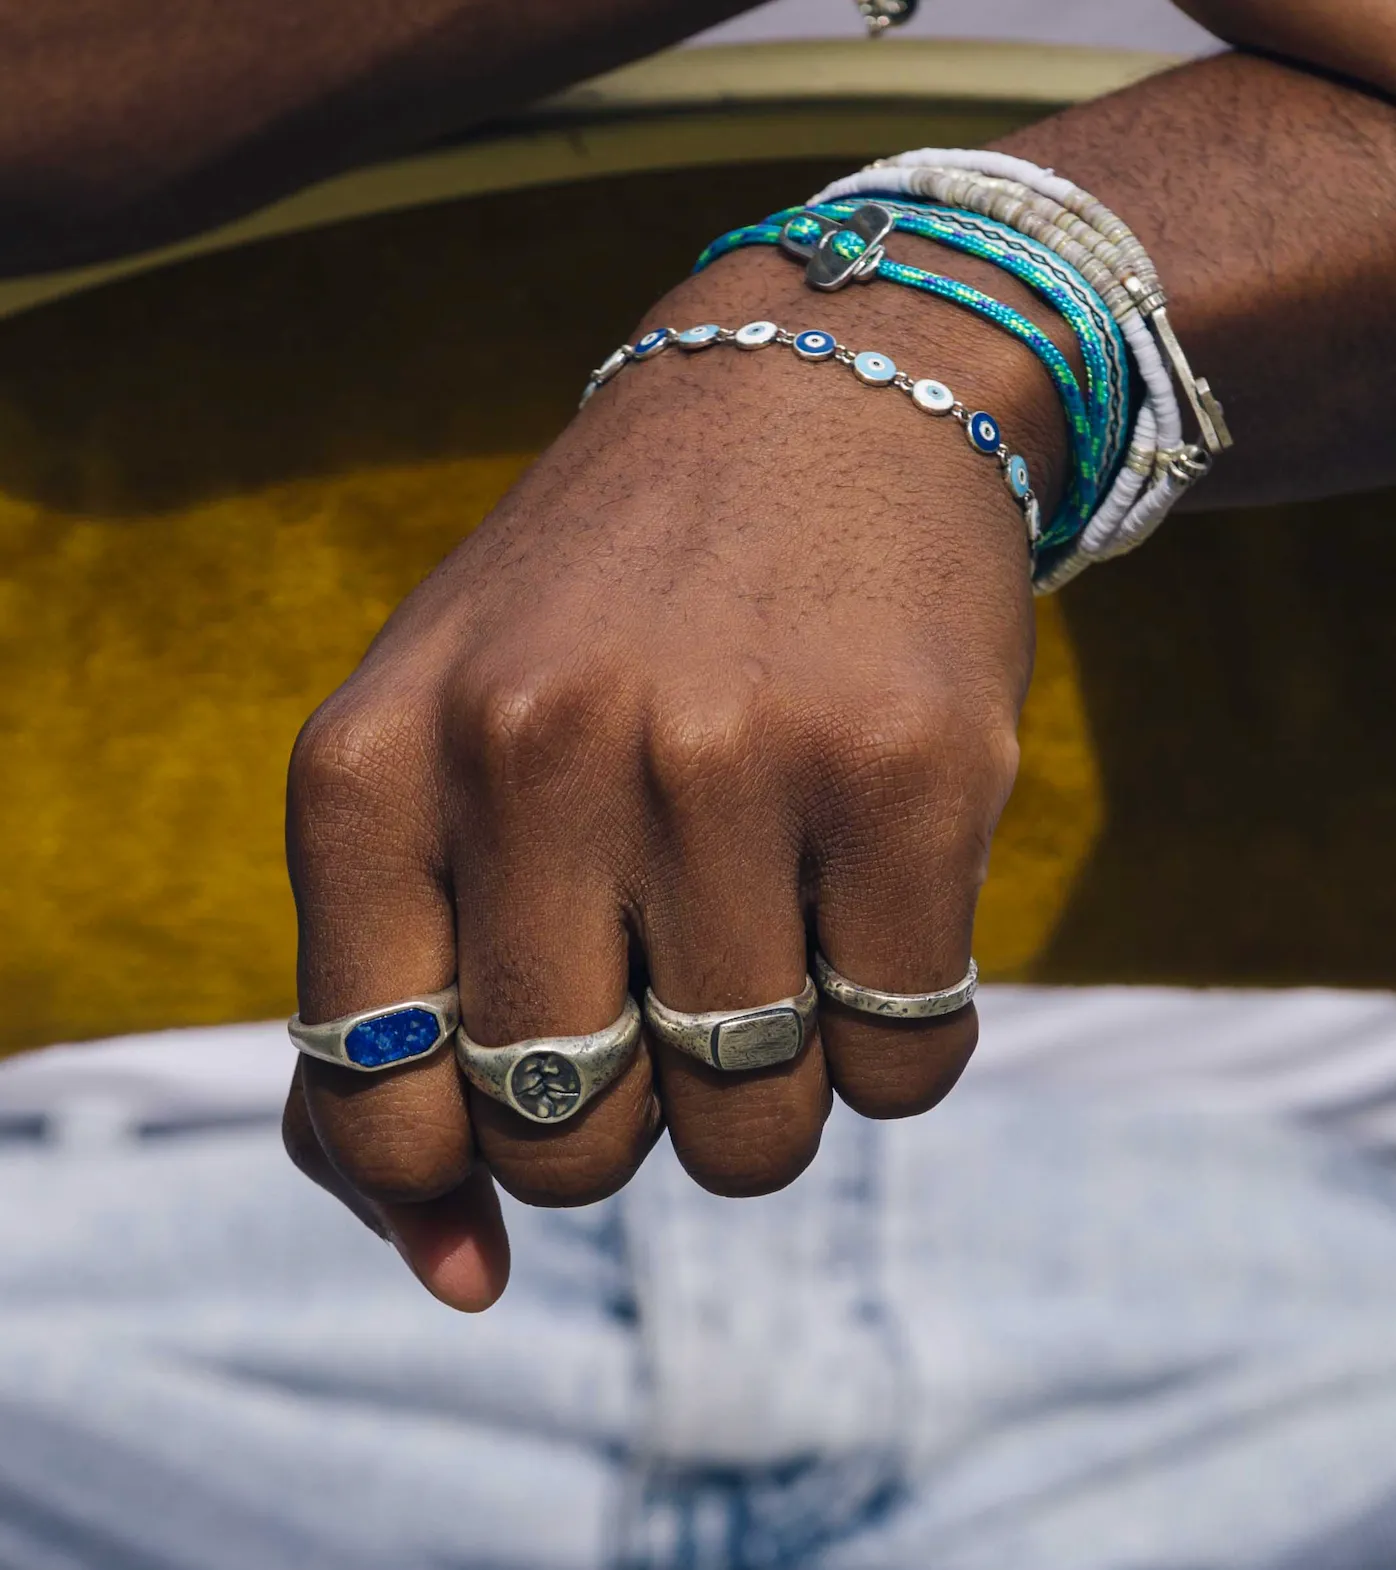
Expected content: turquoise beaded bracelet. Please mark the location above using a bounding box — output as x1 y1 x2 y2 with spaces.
580 321 1042 549
696 202 1122 552
797 198 1130 485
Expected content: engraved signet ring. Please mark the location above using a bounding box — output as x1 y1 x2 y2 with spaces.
814 953 978 1020
455 997 642 1126
288 986 459 1073
643 978 818 1072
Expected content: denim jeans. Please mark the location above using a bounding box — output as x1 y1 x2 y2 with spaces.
2 986 1395 1569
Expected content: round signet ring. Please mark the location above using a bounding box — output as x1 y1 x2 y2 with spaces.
455 997 642 1126
643 977 818 1073
288 986 459 1073
814 953 979 1019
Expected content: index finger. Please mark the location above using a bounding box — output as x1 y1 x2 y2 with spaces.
285 697 509 1310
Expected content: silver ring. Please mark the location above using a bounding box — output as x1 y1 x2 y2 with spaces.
288 986 459 1073
455 997 641 1125
814 954 979 1020
643 978 818 1072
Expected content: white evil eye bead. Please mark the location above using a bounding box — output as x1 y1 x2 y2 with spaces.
1005 455 1031 498
853 351 898 386
912 378 955 416
595 348 629 384
792 330 837 361
1025 494 1043 543
678 324 722 350
966 411 1002 454
735 320 780 350
633 329 674 360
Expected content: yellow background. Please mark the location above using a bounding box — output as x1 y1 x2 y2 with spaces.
3 159 1394 1055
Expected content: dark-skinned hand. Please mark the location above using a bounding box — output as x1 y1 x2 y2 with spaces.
282 237 1072 1310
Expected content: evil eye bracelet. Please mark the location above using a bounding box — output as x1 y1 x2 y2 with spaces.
580 321 1042 549
795 198 1131 490
812 150 1233 588
696 209 1101 550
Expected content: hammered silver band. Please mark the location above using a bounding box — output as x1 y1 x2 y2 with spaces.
814 954 979 1020
643 978 818 1072
288 986 459 1074
455 997 642 1125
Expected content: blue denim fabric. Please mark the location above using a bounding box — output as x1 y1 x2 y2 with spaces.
2 988 1396 1569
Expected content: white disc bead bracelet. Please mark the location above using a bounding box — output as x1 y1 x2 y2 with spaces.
811 149 1232 586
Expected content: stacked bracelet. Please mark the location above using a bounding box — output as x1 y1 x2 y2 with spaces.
810 150 1232 587
580 321 1042 547
697 200 1128 553
797 199 1130 485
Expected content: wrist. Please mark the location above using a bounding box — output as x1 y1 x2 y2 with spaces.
637 240 1075 526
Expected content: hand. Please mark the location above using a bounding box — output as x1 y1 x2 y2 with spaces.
281 241 1067 1310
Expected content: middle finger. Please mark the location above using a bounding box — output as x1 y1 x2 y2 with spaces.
638 692 831 1196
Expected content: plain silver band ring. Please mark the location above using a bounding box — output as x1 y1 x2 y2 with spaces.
288 985 460 1073
455 997 642 1126
814 954 979 1020
643 977 818 1072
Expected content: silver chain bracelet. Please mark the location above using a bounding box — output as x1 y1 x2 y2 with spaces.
854 0 919 35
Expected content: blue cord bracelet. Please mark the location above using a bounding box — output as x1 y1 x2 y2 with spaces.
695 203 1126 550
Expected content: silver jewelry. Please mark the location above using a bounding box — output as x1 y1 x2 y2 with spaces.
455 997 642 1125
855 0 919 36
644 978 818 1072
814 954 978 1020
581 323 1040 548
288 986 459 1073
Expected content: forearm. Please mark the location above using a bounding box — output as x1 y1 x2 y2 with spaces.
997 50 1396 507
0 0 754 274
1174 0 1396 98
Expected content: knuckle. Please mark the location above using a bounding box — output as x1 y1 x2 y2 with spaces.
828 1010 981 1121
644 693 759 812
281 1083 324 1180
665 1063 830 1199
489 1138 647 1209
326 1123 472 1206
302 1068 473 1206
978 721 1021 812
674 1120 823 1199
453 662 596 788
835 689 951 798
834 688 1019 823
474 1061 662 1209
289 697 412 821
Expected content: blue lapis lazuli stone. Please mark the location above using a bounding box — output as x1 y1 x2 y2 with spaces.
344 1008 442 1069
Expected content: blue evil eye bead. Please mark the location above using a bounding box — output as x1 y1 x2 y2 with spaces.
1004 454 1032 499
853 351 898 386
735 320 780 350
344 1008 444 1071
966 411 1002 454
678 324 722 350
792 330 837 361
595 347 629 384
633 328 674 360
912 378 955 416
